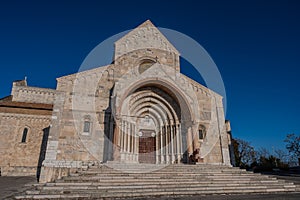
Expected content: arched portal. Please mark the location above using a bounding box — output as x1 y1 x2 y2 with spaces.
113 81 193 164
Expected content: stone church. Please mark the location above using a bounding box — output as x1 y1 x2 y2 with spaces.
0 20 234 183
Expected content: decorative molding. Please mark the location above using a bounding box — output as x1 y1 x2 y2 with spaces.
0 113 51 122
115 20 179 60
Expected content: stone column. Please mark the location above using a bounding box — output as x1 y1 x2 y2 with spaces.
187 127 193 157
170 123 175 163
120 120 125 161
192 126 198 151
119 120 122 152
157 130 161 164
118 121 122 148
126 121 130 161
128 123 132 161
123 121 127 161
156 130 159 164
132 124 136 161
176 123 181 163
160 126 164 163
135 126 139 162
174 124 177 163
113 121 120 161
165 124 169 164
130 123 134 162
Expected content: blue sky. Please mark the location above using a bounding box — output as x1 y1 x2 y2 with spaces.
0 0 299 152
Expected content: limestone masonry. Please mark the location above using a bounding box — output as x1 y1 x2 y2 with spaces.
0 20 234 182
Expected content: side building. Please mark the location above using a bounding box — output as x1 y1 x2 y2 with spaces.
0 80 54 177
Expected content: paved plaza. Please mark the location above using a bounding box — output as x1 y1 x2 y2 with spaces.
0 176 36 200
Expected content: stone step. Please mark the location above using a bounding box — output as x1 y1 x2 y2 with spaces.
37 183 295 191
27 184 296 195
59 178 278 184
31 179 294 188
103 164 243 171
57 176 287 185
57 180 287 186
55 178 287 185
73 173 270 179
45 179 293 187
15 189 293 200
85 166 247 171
22 186 297 197
72 168 265 175
101 166 244 171
58 178 198 183
62 176 199 180
62 174 278 181
78 170 255 175
15 164 300 199
104 163 233 167
17 185 297 199
79 174 273 180
106 167 242 171
99 167 244 171
94 170 248 174
101 165 240 169
66 177 278 183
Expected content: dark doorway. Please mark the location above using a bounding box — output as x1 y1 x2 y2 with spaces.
138 130 156 164
36 126 50 181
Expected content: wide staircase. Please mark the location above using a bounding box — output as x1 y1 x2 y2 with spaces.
15 163 300 199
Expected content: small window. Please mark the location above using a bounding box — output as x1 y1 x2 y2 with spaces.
198 125 206 140
198 129 204 140
21 128 28 143
138 59 155 74
83 121 90 133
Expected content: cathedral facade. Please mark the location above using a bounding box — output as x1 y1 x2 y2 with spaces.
0 20 233 182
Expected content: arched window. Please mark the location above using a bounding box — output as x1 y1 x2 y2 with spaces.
83 121 91 133
198 125 206 140
83 115 91 133
21 128 28 143
138 59 155 74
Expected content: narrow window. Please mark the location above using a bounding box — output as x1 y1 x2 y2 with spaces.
198 125 206 140
198 129 204 140
83 121 90 133
21 128 28 143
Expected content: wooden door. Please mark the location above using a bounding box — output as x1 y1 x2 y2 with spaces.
138 130 156 164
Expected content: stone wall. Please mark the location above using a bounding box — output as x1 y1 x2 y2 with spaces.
0 113 51 176
11 82 56 104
